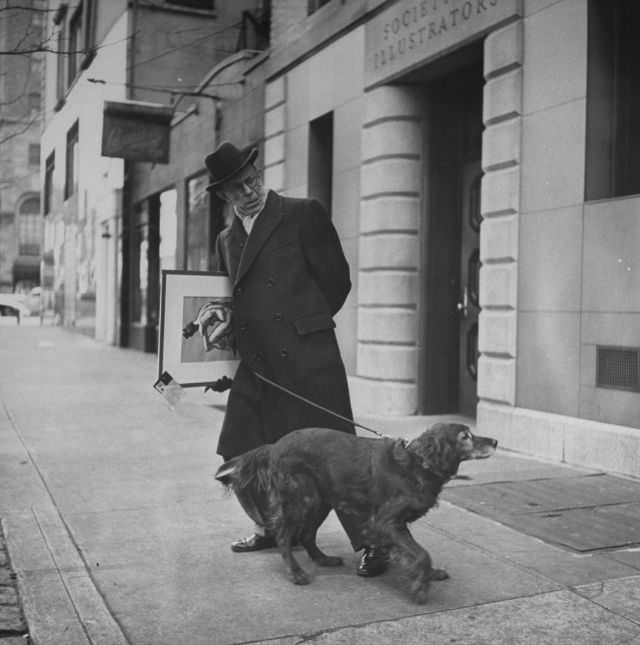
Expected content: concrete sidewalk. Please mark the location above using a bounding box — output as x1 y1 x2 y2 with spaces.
1 325 639 645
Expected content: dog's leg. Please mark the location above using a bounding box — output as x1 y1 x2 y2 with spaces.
271 479 312 585
371 502 440 604
301 503 343 567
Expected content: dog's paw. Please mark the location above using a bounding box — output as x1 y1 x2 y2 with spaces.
291 570 311 585
430 567 449 581
411 584 430 604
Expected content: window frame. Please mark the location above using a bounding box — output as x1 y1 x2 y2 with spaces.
44 151 55 215
64 121 79 201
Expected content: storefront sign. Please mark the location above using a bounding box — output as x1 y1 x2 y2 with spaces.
101 101 173 163
365 0 522 88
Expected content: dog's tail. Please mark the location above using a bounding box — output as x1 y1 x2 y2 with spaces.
215 446 272 529
214 446 272 491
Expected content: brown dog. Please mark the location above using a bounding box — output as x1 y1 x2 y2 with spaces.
216 423 497 603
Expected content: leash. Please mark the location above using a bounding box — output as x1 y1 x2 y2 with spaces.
252 370 385 438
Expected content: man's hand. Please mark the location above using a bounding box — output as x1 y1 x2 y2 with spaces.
204 376 233 393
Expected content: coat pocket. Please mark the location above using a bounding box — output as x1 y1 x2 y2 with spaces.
293 311 336 336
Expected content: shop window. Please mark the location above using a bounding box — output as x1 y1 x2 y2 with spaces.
64 121 78 200
131 202 150 326
186 174 227 271
586 0 640 200
159 189 177 277
308 111 334 215
44 152 55 215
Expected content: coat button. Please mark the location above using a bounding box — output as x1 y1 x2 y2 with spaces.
280 348 288 358
238 322 247 331
251 353 261 362
235 286 243 295
266 278 275 287
274 313 283 322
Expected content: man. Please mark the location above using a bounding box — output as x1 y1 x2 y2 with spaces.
204 141 388 578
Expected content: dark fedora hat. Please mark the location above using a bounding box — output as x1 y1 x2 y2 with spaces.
204 141 258 191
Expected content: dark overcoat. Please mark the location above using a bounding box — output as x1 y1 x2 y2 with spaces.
215 191 355 459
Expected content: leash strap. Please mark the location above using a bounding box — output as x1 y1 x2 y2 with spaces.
252 370 384 438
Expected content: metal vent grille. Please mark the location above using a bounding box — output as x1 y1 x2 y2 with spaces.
596 346 640 392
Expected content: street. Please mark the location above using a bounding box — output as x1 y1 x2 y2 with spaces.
1 324 639 645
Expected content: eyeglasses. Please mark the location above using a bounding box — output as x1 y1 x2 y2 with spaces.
221 174 262 199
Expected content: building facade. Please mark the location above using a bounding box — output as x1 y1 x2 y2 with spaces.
40 0 263 341
0 1 44 295
124 14 269 353
263 0 640 477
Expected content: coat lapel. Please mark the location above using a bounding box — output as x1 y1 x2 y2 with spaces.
234 191 283 286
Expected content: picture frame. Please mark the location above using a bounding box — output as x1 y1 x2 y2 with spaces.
158 270 239 387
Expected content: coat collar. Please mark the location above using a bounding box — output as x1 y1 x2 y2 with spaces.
233 190 283 286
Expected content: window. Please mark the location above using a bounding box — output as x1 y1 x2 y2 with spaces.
44 152 55 215
29 144 40 166
67 3 82 83
56 27 65 104
166 0 215 9
308 112 334 215
29 92 41 114
64 121 78 200
18 198 41 256
586 0 640 200
308 0 331 15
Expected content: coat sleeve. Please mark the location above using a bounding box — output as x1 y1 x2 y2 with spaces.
299 199 351 316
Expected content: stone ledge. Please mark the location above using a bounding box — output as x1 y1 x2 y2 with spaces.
477 402 640 479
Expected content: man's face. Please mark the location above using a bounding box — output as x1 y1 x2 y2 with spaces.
217 165 267 218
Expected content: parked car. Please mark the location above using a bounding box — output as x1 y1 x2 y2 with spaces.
0 294 31 318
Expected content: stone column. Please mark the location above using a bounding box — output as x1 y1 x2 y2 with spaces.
350 85 425 416
477 21 523 425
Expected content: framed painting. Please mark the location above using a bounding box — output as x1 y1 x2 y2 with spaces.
158 270 239 387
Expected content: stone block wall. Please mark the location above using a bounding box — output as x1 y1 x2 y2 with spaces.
350 85 425 415
477 20 523 412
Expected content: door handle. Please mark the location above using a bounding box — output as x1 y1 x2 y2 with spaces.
457 286 469 318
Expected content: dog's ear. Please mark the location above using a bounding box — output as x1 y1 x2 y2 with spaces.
408 424 461 480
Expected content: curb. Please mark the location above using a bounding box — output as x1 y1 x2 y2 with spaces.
0 519 29 643
4 507 130 645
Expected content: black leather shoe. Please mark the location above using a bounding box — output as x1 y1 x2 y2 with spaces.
357 546 390 577
231 534 276 553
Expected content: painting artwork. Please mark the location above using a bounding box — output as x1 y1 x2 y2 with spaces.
158 271 239 387
180 297 235 363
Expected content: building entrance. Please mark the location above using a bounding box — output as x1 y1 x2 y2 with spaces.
419 54 484 416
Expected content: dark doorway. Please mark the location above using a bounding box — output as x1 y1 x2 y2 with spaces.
308 111 334 215
420 57 484 415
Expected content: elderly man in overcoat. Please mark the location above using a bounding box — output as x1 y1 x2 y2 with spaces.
204 141 388 578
